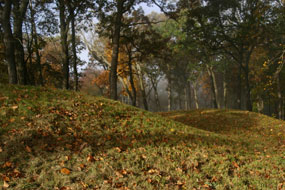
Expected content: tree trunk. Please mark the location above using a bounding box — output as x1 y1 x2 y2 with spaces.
206 64 219 108
13 0 29 85
59 0 69 89
276 71 283 120
237 64 242 109
184 80 191 110
110 0 124 100
178 95 182 110
30 2 43 86
153 85 160 111
243 47 254 111
193 81 199 109
223 72 227 109
150 77 161 111
136 63 148 110
2 0 17 84
184 88 187 110
25 22 35 85
69 6 78 91
167 77 172 111
127 51 136 106
244 66 252 111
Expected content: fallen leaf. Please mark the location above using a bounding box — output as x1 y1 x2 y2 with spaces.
3 162 12 168
0 96 8 101
60 168 71 175
148 169 159 174
121 169 128 175
176 180 185 185
26 146 32 153
115 147 121 153
232 161 239 169
87 155 95 162
11 105 18 110
60 187 71 190
80 181 88 188
3 176 10 182
3 181 9 188
12 169 21 178
115 171 123 178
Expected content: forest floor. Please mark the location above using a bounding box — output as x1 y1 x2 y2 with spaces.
0 84 284 190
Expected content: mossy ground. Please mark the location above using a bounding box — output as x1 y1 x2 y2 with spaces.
0 84 284 189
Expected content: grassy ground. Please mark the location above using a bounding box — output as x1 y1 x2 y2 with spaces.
0 84 284 189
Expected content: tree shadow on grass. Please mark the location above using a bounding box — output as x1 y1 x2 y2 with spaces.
160 110 260 134
0 126 252 170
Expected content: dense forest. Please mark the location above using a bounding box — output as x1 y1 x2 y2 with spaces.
0 0 284 119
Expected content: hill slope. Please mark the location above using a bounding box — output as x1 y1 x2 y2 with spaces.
0 84 284 189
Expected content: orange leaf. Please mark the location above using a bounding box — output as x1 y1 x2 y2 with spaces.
25 146 32 153
3 176 10 182
3 162 12 168
61 168 71 175
232 161 239 168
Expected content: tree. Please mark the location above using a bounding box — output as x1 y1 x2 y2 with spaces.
97 0 157 100
13 0 29 85
1 0 17 84
184 0 278 111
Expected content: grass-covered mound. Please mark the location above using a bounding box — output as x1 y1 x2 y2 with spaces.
0 84 284 189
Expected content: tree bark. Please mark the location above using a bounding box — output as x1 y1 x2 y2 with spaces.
193 81 199 109
127 56 137 107
13 0 29 85
136 63 148 110
244 63 252 111
184 80 191 110
237 64 242 109
167 77 172 111
184 88 187 110
2 0 17 84
59 0 70 89
206 64 220 109
276 70 283 120
244 48 254 111
223 72 227 109
25 22 35 85
110 0 124 100
150 77 160 111
69 5 78 91
30 2 43 86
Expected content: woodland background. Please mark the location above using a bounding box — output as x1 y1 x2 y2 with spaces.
0 0 284 119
